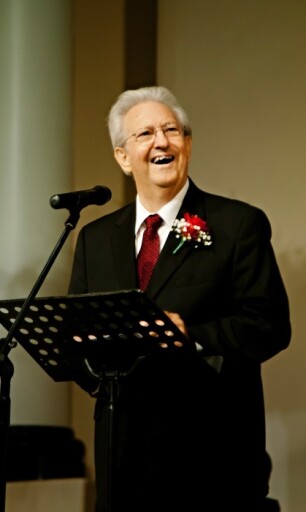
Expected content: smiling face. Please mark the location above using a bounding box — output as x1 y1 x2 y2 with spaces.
114 101 192 208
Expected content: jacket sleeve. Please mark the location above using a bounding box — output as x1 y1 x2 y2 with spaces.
188 207 291 363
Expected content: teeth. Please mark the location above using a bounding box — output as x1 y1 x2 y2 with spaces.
153 155 174 164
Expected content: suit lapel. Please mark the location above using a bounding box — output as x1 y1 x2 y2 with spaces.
147 180 208 299
110 204 138 290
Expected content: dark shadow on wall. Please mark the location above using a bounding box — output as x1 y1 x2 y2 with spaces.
123 0 157 205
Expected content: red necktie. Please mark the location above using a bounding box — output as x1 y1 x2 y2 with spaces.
137 214 163 290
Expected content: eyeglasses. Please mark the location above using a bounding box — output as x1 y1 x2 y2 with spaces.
121 123 185 146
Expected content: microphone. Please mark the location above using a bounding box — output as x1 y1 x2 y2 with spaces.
50 185 112 210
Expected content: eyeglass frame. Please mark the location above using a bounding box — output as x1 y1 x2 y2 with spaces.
120 122 188 147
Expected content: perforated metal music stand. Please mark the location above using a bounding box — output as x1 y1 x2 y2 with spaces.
0 289 190 511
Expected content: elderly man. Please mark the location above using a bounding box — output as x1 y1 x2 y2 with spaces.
69 86 291 512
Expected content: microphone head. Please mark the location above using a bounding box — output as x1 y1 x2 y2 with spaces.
49 185 112 210
49 194 62 209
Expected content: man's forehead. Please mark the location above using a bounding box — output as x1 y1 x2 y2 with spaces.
124 101 178 127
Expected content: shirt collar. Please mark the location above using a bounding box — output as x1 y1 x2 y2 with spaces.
135 178 189 234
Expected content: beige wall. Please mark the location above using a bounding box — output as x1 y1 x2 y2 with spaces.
71 0 126 232
71 1 306 510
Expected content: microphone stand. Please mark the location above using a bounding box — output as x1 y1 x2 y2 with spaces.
0 208 81 512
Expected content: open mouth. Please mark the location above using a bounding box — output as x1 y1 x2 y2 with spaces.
151 155 175 165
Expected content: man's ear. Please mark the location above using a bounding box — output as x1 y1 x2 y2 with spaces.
114 147 132 175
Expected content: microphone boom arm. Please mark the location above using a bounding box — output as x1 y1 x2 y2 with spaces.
0 210 79 360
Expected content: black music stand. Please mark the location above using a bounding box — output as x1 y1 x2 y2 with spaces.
0 289 190 511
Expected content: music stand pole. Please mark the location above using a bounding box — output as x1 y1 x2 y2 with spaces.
0 208 80 512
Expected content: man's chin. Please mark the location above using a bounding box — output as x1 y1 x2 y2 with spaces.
150 167 179 185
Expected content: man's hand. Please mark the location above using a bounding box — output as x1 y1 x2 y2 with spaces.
164 310 188 338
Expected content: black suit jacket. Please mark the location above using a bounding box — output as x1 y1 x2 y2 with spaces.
68 179 291 511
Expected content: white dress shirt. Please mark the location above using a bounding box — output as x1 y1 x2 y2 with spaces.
135 178 189 255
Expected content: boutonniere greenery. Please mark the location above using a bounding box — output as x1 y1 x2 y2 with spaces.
171 212 212 254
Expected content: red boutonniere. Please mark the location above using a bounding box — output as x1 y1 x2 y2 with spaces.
171 213 212 254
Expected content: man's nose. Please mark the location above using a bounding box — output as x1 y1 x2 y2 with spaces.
153 127 169 145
